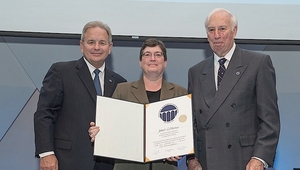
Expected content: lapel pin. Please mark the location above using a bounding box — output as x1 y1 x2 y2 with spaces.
236 72 240 75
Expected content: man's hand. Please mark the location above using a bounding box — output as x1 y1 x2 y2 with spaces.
40 154 58 170
88 122 100 142
246 158 264 170
187 158 202 170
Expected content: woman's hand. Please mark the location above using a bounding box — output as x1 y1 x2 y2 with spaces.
165 156 182 162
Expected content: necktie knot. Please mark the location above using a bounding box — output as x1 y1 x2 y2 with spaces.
218 58 227 65
94 69 100 75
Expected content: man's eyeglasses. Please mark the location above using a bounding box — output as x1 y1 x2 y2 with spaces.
142 52 164 58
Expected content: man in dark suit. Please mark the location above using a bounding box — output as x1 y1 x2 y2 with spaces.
34 21 126 170
187 8 280 170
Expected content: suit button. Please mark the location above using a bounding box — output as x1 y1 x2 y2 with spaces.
231 103 236 108
228 144 232 149
226 123 230 127
199 109 202 114
203 126 209 131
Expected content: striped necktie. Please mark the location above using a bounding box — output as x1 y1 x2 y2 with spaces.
217 58 227 86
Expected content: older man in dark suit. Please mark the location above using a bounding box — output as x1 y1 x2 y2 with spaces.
187 8 280 170
34 21 126 170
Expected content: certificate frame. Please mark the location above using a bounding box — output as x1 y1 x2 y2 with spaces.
94 94 194 163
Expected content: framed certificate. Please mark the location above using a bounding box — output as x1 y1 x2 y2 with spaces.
94 94 194 163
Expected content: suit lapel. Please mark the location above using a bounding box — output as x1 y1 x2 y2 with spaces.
76 57 97 102
205 47 248 124
131 78 149 104
103 68 117 97
160 80 175 100
202 57 217 108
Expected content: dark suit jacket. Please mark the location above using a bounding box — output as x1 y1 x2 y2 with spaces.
34 57 126 170
111 78 187 170
188 46 280 170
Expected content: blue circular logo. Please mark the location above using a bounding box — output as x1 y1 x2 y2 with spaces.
159 104 178 122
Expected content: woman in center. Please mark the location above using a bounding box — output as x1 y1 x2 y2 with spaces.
90 38 187 170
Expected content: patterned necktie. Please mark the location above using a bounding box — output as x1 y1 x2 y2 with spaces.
93 69 102 96
217 58 227 86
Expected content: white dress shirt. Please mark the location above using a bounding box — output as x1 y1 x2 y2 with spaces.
214 43 236 90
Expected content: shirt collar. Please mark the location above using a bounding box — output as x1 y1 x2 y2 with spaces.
214 43 236 62
83 57 105 76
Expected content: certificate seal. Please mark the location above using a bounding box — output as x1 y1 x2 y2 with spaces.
179 115 187 122
159 104 178 122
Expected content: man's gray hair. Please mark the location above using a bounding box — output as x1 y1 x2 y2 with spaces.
81 21 112 42
204 8 238 32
